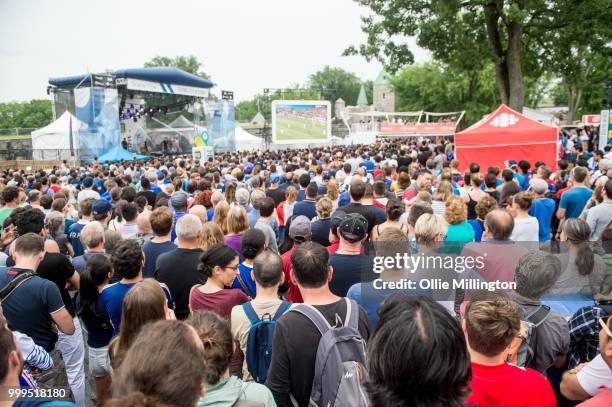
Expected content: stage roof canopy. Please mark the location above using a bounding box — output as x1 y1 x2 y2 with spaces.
49 67 213 89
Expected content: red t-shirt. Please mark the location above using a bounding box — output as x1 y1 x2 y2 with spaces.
466 362 556 407
50 185 61 193
189 287 248 319
281 245 303 303
327 240 340 254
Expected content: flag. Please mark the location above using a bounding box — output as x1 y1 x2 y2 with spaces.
69 116 75 157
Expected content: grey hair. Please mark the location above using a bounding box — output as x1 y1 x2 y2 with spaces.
250 189 267 210
80 221 105 249
45 211 65 238
176 214 202 242
514 251 562 299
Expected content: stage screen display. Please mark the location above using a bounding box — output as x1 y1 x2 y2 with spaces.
272 100 331 144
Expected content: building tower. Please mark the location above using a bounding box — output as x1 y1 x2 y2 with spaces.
373 70 396 112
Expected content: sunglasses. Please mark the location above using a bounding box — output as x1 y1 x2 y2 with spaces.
599 318 612 338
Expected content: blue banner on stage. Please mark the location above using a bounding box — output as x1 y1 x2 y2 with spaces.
74 87 121 160
204 100 235 152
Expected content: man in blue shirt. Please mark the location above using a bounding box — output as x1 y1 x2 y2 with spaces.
100 240 173 335
557 166 592 231
528 179 556 242
293 183 318 220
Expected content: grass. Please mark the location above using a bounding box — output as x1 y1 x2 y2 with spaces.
0 134 32 141
275 114 327 141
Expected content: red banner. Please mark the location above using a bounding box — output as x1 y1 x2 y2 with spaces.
379 123 457 134
582 115 600 125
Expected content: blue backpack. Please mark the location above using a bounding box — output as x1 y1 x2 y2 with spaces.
242 300 292 383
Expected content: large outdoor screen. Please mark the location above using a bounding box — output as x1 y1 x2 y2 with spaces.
272 100 331 144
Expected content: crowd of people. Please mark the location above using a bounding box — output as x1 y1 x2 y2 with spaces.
0 134 611 407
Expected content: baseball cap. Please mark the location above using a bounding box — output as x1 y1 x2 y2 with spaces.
289 215 311 240
374 169 384 178
330 210 347 235
339 213 368 243
529 178 548 194
506 160 518 169
270 174 281 184
92 199 112 216
171 191 189 209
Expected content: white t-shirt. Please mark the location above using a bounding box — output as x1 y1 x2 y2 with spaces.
510 216 539 242
577 354 612 396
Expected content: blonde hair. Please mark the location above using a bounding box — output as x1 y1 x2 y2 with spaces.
213 201 230 235
226 205 248 235
444 196 467 225
434 181 453 202
201 222 225 250
285 186 298 204
315 197 333 219
326 179 339 201
414 213 447 244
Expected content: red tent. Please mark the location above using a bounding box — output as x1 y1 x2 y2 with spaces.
455 104 558 172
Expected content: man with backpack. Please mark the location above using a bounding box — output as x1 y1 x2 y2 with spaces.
266 241 371 407
231 250 291 382
510 251 569 374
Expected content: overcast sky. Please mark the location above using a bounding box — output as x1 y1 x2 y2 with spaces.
0 0 428 103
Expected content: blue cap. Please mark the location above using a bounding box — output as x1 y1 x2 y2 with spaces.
91 199 112 216
507 160 518 168
270 174 281 184
157 171 164 180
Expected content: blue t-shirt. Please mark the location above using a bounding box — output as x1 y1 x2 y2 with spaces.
529 197 556 241
207 207 214 221
75 294 113 348
230 263 257 297
293 200 317 220
142 241 177 278
171 212 186 241
0 267 65 351
338 191 351 208
559 186 592 220
100 280 174 335
68 221 88 257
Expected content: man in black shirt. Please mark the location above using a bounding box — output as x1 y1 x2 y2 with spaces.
337 178 378 236
155 214 205 319
266 175 286 206
266 242 370 407
137 177 158 208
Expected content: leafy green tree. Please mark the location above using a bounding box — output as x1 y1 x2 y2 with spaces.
144 55 210 79
0 100 53 129
391 62 500 125
308 66 363 106
235 99 260 122
539 1 611 123
344 0 608 113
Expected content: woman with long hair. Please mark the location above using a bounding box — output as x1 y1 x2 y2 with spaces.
109 279 171 369
188 311 276 406
432 181 453 215
45 210 74 256
230 229 266 297
200 222 225 250
552 218 604 297
76 254 114 406
463 173 487 220
106 320 206 407
224 205 249 256
326 179 340 211
213 200 230 235
225 182 237 205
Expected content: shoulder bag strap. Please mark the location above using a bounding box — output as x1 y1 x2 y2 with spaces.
242 302 260 325
272 300 292 320
236 273 254 298
0 271 35 303
289 304 332 335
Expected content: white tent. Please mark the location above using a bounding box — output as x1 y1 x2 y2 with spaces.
31 111 82 160
235 126 264 151
523 107 559 126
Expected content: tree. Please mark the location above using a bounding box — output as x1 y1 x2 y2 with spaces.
538 1 612 123
392 62 500 125
0 100 53 129
307 66 363 106
144 55 210 80
344 0 607 113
